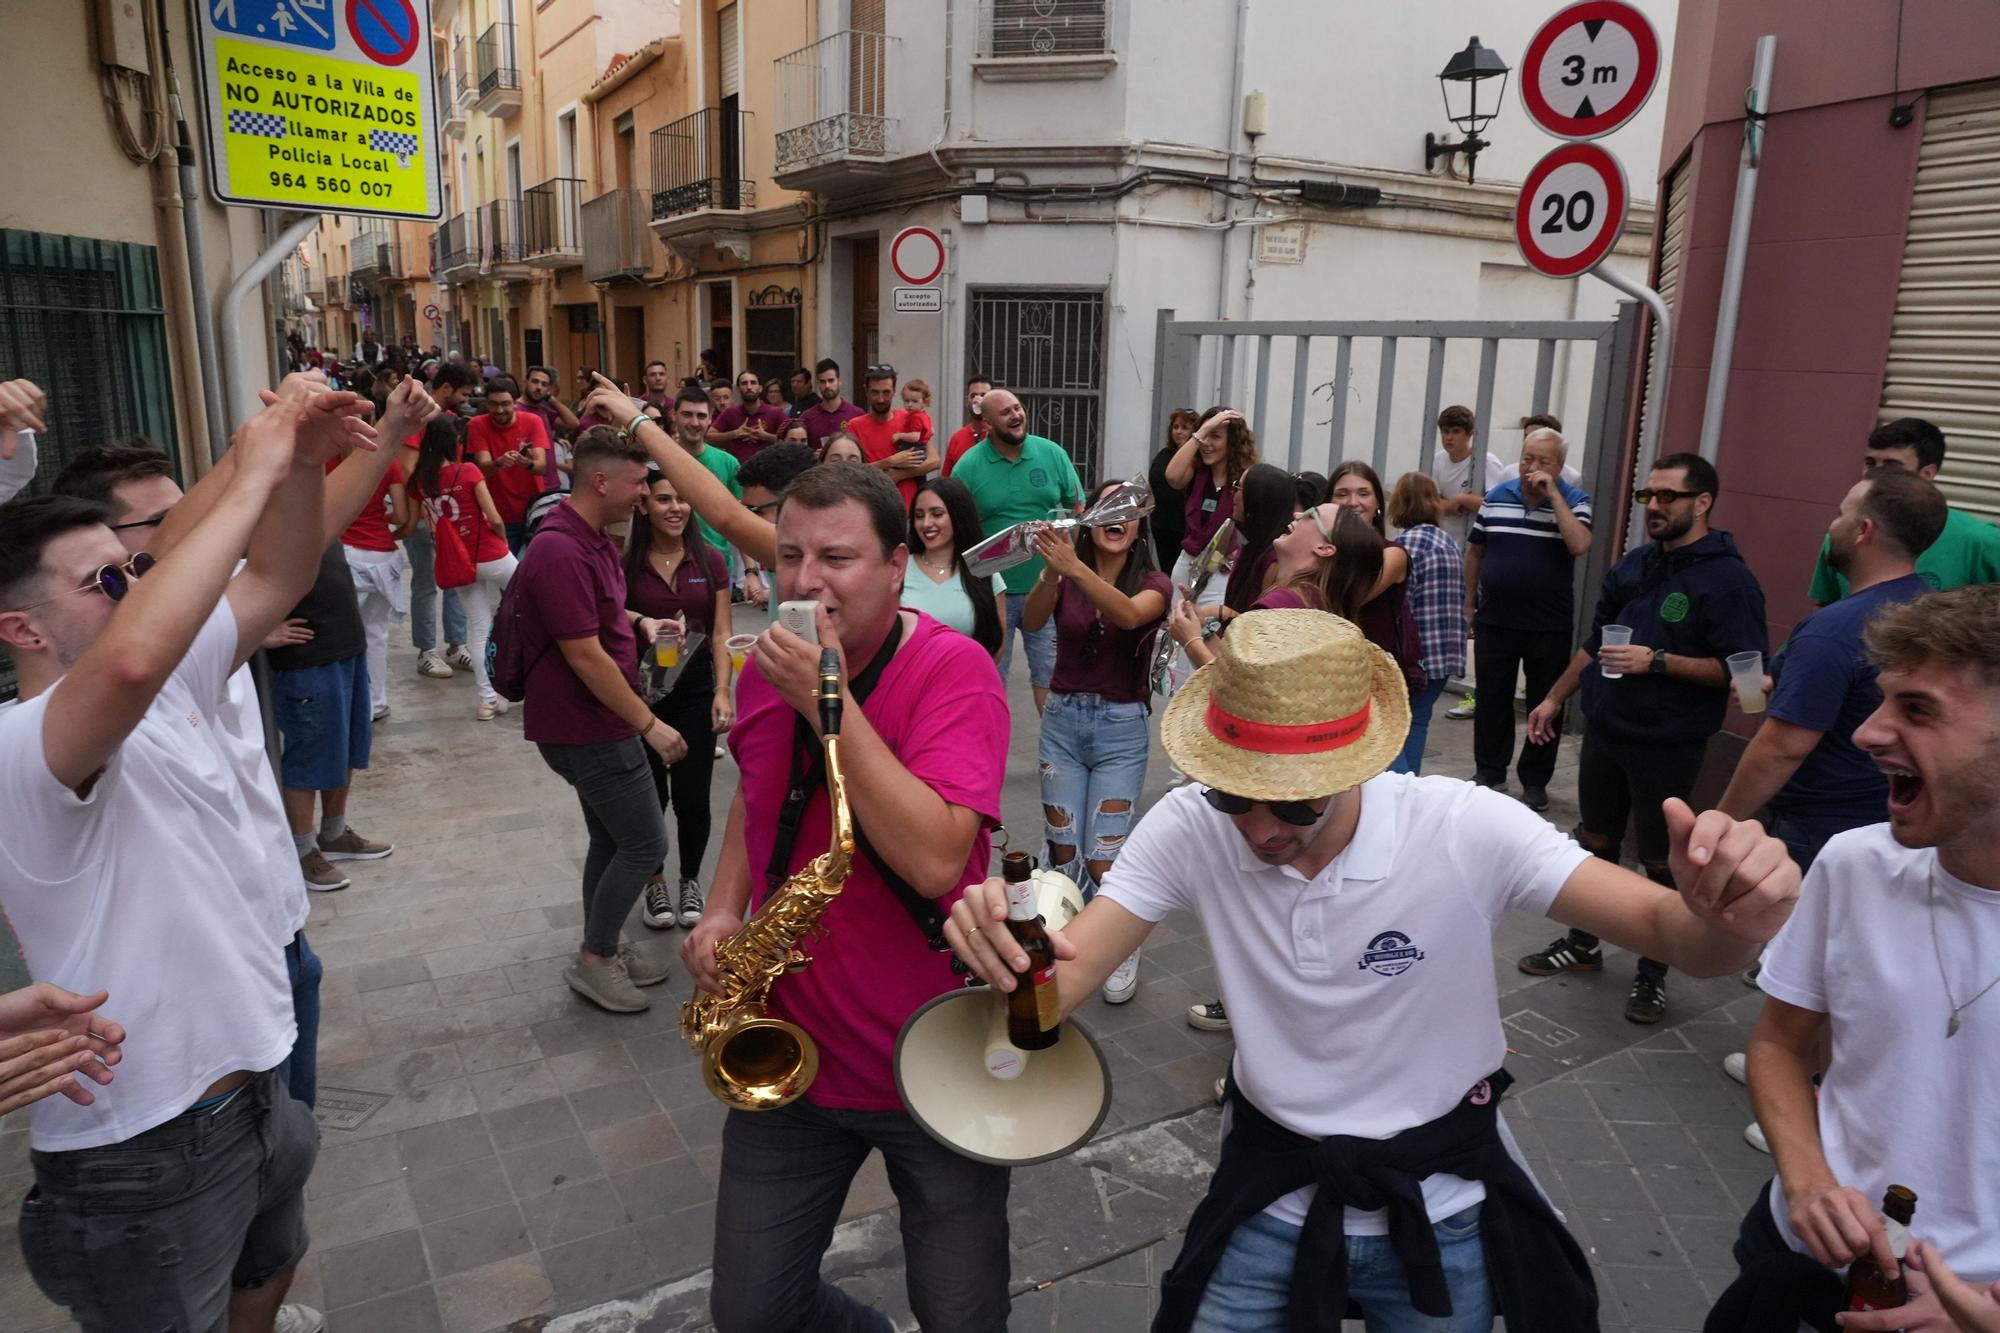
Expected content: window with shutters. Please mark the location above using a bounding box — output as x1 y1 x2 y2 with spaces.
1878 80 2000 521
966 287 1105 483
979 0 1110 58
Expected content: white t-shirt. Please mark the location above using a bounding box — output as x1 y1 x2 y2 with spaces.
1101 774 1590 1232
217 664 310 945
0 603 297 1151
0 428 38 505
1758 825 2000 1283
1429 449 1505 546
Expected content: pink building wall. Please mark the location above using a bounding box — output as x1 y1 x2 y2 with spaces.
1652 1 2000 652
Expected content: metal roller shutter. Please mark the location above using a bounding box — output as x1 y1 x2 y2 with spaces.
719 5 739 98
1879 81 2000 521
1635 158 1688 473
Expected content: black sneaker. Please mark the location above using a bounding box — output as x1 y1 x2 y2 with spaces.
1473 772 1507 790
1741 961 1763 988
641 879 675 930
1517 935 1603 977
1520 785 1551 812
1625 973 1668 1025
1187 1000 1231 1032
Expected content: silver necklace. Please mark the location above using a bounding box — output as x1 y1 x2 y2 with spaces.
1928 862 2000 1037
918 551 953 573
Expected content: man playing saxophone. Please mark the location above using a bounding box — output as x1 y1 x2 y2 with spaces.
681 463 1014 1333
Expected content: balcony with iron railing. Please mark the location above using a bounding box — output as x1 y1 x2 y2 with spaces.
476 198 530 274
651 107 755 221
436 212 475 284
523 177 584 267
581 188 652 283
439 68 466 136
773 30 899 190
349 226 387 280
476 23 520 116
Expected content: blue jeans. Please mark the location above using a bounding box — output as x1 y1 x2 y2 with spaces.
1191 1206 1493 1333
279 931 322 1108
404 526 467 651
998 592 1057 690
1767 810 1870 876
711 1100 1010 1333
1391 679 1448 775
504 520 528 555
1038 691 1151 898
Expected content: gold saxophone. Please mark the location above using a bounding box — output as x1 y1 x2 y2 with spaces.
681 648 853 1111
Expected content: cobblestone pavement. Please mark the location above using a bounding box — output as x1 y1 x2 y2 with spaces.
0 614 1776 1333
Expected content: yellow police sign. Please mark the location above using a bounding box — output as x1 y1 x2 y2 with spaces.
191 0 442 220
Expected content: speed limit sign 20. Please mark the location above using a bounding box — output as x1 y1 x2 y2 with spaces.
1514 142 1629 279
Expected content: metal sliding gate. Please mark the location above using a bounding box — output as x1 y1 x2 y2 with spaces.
1147 303 1645 655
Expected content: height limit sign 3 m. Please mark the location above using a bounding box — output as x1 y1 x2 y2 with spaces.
191 0 442 219
1519 0 1661 141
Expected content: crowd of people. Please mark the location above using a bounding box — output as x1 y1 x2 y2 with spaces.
0 343 1996 1333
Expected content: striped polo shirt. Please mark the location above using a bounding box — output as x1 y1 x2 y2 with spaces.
1468 477 1593 634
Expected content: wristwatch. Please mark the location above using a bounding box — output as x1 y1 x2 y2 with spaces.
1649 649 1668 675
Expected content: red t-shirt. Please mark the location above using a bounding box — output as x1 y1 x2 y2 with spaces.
848 409 925 506
942 424 987 476
335 460 406 552
412 461 509 565
730 613 1009 1109
467 411 551 524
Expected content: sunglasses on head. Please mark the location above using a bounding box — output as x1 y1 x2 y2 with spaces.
1201 787 1329 827
866 364 896 380
17 552 156 612
1631 487 1708 506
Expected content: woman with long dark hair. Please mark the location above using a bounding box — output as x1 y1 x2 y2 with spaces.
623 468 734 930
1023 478 1171 1005
902 476 1005 658
1330 459 1427 730
1146 407 1200 568
1219 462 1299 614
406 415 515 719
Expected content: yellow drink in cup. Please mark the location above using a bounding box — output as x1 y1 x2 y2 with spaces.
725 634 756 677
656 639 681 669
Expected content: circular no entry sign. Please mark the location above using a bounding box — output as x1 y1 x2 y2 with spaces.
1514 142 1629 279
347 0 423 66
1520 0 1661 140
889 227 946 287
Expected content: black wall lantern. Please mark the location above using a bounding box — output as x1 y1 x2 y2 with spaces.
1425 36 1510 184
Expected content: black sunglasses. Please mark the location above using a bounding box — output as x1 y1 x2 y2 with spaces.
17 551 157 612
109 514 168 533
1201 787 1328 828
746 498 782 517
1631 487 1708 506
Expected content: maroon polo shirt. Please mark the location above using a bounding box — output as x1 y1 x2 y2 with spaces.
517 500 642 746
800 398 867 450
714 403 790 465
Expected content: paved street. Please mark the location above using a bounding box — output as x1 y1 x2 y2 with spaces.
0 613 1776 1333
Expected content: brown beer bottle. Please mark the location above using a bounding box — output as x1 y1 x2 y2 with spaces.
1844 1185 1918 1311
1001 852 1060 1051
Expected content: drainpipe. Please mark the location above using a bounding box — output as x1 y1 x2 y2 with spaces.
160 39 230 463
1695 35 1776 464
1212 0 1251 398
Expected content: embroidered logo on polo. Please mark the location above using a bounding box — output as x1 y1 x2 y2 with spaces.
1659 591 1690 623
1029 468 1049 487
1357 930 1426 977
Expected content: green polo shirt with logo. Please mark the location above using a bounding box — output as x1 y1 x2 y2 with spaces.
687 443 741 552
1807 504 2000 603
951 434 1085 594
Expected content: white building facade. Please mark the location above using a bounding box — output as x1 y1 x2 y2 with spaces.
775 0 1673 485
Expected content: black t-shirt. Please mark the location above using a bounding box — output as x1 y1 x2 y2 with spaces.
1147 443 1188 570
266 543 367 672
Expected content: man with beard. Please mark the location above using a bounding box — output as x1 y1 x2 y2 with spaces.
1705 583 2000 1332
1518 454 1768 1024
799 358 867 452
1718 469 1946 873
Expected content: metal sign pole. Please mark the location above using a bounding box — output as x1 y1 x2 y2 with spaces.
220 212 320 432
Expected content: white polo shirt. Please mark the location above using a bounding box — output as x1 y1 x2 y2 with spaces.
0 603 296 1150
1102 774 1589 1233
1759 825 2000 1283
1429 449 1505 546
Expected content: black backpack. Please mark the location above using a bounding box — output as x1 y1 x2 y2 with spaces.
487 534 565 702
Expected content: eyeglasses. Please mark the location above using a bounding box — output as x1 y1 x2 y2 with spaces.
746 498 782 517
108 514 168 533
16 552 156 612
1201 787 1330 828
1287 509 1336 542
1631 487 1709 506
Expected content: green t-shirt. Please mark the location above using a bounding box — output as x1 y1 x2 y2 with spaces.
689 444 742 552
1807 503 2000 602
950 434 1085 593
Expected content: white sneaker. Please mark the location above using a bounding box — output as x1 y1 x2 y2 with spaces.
371 704 390 722
1102 951 1140 1004
445 643 475 671
1445 693 1477 720
1723 1051 1749 1086
476 700 496 721
274 1306 325 1333
1744 1120 1771 1155
417 649 454 679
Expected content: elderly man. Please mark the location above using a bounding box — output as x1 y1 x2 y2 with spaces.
1464 427 1594 811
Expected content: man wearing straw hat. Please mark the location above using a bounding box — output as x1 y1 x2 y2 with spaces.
945 610 1803 1331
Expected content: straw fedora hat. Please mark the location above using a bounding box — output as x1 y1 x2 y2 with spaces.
1161 609 1410 801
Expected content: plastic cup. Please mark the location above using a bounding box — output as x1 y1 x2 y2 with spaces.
1728 650 1767 714
656 641 681 669
1600 625 1634 679
725 633 756 676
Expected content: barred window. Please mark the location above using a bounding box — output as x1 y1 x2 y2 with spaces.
981 0 1110 58
965 287 1105 483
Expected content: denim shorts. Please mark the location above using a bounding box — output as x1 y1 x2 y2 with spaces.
275 653 372 791
19 1070 318 1331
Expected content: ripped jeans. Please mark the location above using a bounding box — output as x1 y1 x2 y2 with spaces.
1038 691 1151 899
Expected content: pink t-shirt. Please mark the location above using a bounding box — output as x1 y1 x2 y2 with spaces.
729 613 1010 1110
